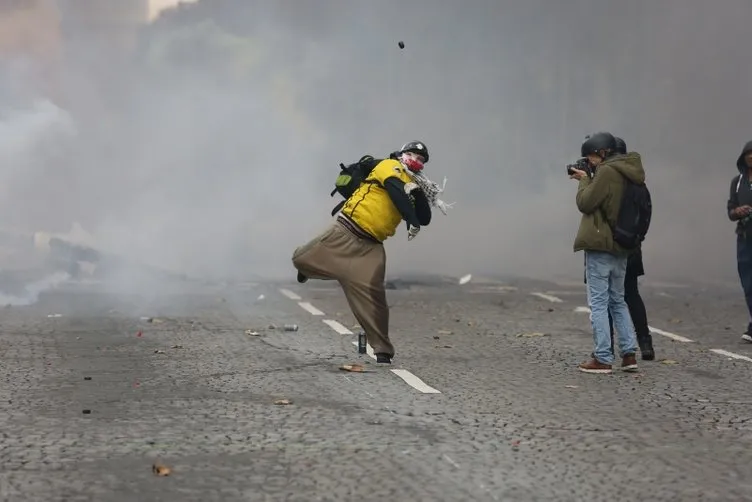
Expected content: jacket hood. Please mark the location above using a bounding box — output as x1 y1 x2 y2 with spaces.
606 152 645 184
737 140 752 173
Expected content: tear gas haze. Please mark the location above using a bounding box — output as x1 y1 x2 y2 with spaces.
1 0 750 298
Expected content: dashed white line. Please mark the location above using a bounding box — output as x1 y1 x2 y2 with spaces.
709 348 752 363
648 326 694 343
322 319 353 335
298 302 325 316
279 288 301 300
348 341 441 393
531 292 563 303
391 369 442 394
573 306 694 342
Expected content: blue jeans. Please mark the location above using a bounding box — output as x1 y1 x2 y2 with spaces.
585 250 638 364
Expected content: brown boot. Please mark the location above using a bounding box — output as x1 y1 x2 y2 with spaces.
578 358 613 374
621 353 638 372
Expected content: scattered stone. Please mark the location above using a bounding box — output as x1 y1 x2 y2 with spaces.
517 332 547 338
152 463 172 476
340 364 365 373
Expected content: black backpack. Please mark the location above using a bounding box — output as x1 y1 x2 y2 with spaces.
329 155 382 216
612 175 652 250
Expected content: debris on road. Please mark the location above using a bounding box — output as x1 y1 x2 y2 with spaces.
257 294 265 301
660 359 678 365
437 329 453 335
152 463 172 476
459 274 472 285
517 332 548 338
47 313 62 318
340 364 365 373
433 335 440 340
171 344 183 349
283 324 299 332
82 409 91 414
136 331 143 338
84 377 92 381
398 40 405 49
154 349 165 354
274 398 293 406
436 345 453 349
245 329 261 336
565 385 579 389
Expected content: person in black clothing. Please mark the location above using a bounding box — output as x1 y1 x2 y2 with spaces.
605 137 655 360
727 140 752 341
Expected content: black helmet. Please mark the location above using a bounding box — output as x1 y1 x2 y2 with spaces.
581 132 616 157
400 141 429 163
614 137 627 155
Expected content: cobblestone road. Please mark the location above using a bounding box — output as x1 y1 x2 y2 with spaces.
2 276 752 501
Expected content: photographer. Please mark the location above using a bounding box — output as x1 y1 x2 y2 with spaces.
569 132 642 374
577 137 655 361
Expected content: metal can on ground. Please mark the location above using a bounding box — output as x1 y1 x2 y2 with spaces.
283 324 299 332
358 332 367 354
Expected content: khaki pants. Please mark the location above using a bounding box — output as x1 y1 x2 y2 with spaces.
291 219 393 357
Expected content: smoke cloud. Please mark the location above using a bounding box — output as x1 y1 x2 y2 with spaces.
1 0 751 295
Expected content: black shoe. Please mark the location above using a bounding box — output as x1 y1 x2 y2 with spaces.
375 353 392 364
296 271 308 284
638 338 655 361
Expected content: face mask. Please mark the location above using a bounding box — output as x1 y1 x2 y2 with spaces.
400 152 425 172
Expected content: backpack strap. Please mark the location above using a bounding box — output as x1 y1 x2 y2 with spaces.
330 199 346 217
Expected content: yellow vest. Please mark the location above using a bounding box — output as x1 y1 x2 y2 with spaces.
341 158 414 242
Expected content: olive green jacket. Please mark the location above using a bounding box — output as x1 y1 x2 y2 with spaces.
573 152 646 254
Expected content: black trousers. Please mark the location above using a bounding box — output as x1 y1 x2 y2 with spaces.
608 256 651 352
737 233 752 327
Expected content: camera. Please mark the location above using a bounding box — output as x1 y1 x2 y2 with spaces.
566 157 589 176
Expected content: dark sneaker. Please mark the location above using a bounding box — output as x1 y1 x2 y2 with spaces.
375 353 392 364
296 271 308 284
638 339 655 360
578 358 612 374
621 353 638 372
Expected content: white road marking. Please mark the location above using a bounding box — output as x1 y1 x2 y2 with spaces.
298 302 325 316
530 292 563 303
573 306 694 342
709 349 752 363
323 319 353 335
647 326 694 343
348 341 441 393
443 454 461 469
391 369 441 394
279 288 301 300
